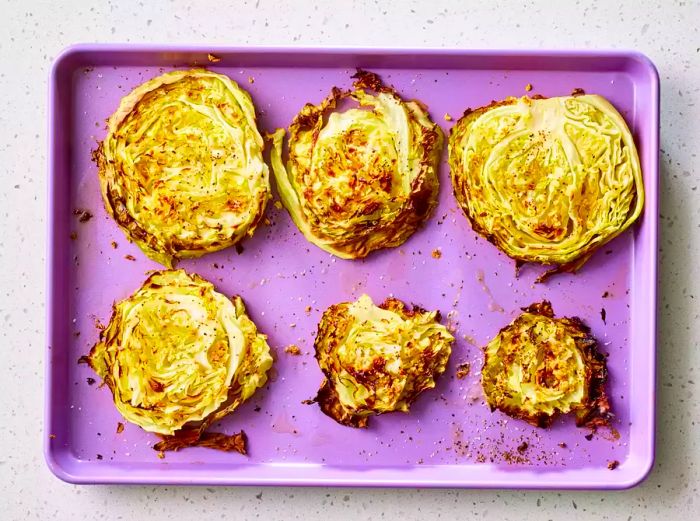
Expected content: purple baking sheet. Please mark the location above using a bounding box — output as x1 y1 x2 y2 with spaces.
46 46 659 489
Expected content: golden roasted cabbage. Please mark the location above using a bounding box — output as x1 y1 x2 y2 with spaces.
481 301 610 428
270 70 442 259
313 294 454 427
449 94 644 280
89 269 273 452
96 69 270 267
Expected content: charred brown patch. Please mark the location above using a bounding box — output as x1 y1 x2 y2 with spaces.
154 429 247 454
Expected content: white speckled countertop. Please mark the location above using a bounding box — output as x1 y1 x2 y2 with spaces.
0 0 698 519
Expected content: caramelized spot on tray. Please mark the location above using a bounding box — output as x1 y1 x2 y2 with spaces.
431 248 442 259
207 53 221 63
116 422 125 434
124 254 136 261
86 377 96 386
443 113 453 121
77 355 90 365
111 241 118 249
525 83 533 92
600 308 607 324
70 232 78 240
517 441 529 453
571 87 586 96
607 459 620 470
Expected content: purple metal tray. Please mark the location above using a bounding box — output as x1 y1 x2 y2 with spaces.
46 45 659 489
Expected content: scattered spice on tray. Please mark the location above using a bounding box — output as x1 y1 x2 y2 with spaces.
285 344 301 356
124 254 136 261
116 422 124 434
304 305 312 315
525 83 533 91
431 248 442 259
96 454 103 460
77 355 90 365
207 53 221 63
602 291 610 298
73 209 93 222
584 433 594 441
248 76 255 84
235 244 245 255
456 362 471 379
443 113 453 121
607 460 620 470
157 451 165 459
571 87 586 96
517 441 529 453
110 241 118 249
601 308 607 324
558 442 568 449
86 377 96 386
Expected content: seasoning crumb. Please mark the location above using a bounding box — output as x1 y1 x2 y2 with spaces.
207 53 221 63
456 362 471 379
111 241 118 249
96 454 103 460
124 254 136 261
571 87 586 96
517 441 529 453
157 451 165 459
49 434 56 439
116 422 124 434
304 305 312 315
77 355 90 365
73 209 93 222
301 399 315 405
443 113 453 121
525 83 533 91
601 308 607 324
70 232 78 240
253 405 261 412
274 200 283 210
86 377 96 386
584 433 594 441
431 248 442 259
248 76 255 84
558 442 568 449
285 344 301 355
235 244 245 255
607 460 620 470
